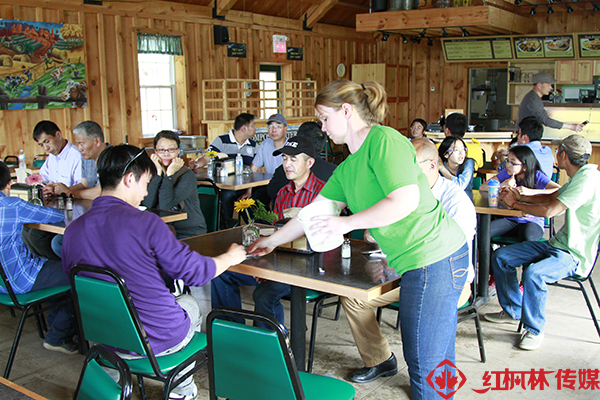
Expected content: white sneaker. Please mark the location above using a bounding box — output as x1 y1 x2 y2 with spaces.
519 330 544 351
483 310 519 325
168 383 198 400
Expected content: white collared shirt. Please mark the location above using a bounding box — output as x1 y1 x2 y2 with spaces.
39 141 82 186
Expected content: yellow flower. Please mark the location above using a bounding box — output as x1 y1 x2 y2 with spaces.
205 150 218 158
234 198 256 213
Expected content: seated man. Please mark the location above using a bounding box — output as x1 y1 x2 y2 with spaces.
484 135 600 351
0 161 77 354
341 138 477 383
62 145 246 400
211 136 324 329
51 120 109 200
443 112 484 170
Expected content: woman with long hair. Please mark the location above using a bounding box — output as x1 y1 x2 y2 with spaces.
248 80 468 400
438 136 475 192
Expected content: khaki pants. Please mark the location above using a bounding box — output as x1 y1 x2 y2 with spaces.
341 282 471 368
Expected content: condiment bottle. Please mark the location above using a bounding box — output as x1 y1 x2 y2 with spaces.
341 239 351 258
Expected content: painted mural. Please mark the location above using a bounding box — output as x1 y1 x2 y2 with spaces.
0 19 86 110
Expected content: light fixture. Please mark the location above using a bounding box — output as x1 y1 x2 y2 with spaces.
547 5 554 13
441 28 448 37
594 2 600 11
402 35 409 44
566 4 574 12
411 36 422 44
381 31 389 41
427 38 433 46
419 29 427 38
547 0 553 4
461 27 470 37
515 0 522 5
530 5 537 14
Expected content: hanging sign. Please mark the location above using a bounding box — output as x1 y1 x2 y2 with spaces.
287 47 303 61
227 42 246 58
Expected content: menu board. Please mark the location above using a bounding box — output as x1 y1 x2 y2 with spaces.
444 39 493 61
491 38 513 59
543 36 575 58
579 34 600 58
514 37 545 59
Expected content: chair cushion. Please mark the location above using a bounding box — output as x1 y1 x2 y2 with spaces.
0 285 70 307
299 371 355 400
123 332 207 375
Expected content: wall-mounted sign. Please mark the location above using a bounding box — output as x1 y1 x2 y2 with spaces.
491 38 513 59
542 36 574 58
514 37 545 59
287 47 303 61
442 38 512 62
579 34 600 58
273 34 287 53
227 42 246 58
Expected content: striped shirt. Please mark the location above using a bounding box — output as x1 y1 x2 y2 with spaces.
273 172 325 220
207 129 258 166
0 193 64 294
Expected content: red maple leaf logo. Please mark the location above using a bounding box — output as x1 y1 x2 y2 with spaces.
435 368 458 390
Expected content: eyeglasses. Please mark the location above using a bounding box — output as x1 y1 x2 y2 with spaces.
122 149 146 175
410 125 423 131
507 161 522 167
450 147 466 153
155 148 179 155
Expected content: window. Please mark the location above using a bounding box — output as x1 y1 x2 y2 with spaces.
259 65 282 119
138 53 177 137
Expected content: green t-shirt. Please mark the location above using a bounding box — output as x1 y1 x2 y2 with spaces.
549 164 600 278
319 125 466 276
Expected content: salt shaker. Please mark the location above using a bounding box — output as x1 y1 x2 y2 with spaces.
341 239 351 258
66 195 73 211
220 166 228 179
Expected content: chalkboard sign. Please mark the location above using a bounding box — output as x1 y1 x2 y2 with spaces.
287 47 303 61
227 43 246 58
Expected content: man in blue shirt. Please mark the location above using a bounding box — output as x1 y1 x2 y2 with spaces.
0 161 77 354
514 116 555 178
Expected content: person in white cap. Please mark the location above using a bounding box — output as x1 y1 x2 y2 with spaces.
250 113 288 174
518 71 584 132
485 134 600 351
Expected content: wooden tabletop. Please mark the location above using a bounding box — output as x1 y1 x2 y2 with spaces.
25 198 187 234
194 168 272 191
472 190 524 217
0 377 49 400
182 227 400 302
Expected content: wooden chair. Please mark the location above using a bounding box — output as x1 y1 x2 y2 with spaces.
320 139 343 164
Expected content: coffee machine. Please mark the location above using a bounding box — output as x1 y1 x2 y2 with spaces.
595 78 600 103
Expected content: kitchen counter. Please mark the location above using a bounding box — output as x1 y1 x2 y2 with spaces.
546 103 600 108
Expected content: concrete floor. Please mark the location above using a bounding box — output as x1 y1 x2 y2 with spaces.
2 218 600 399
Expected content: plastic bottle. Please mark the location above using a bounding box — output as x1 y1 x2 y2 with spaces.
235 153 243 175
18 149 26 169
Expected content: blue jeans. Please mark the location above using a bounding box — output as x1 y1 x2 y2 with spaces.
398 243 469 400
490 218 544 242
492 241 578 335
211 271 291 329
30 260 76 345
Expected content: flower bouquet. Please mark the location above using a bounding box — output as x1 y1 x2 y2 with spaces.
25 173 43 206
234 198 278 246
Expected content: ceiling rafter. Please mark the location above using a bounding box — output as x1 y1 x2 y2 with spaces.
302 0 339 29
214 0 237 17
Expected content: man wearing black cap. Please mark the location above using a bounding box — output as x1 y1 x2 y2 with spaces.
211 136 326 329
485 134 600 351
518 71 584 132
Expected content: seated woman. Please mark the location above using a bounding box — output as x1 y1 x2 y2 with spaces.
481 145 560 242
438 136 475 193
142 130 207 239
408 118 427 140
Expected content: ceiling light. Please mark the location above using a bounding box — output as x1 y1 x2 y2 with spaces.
441 28 448 37
515 0 522 5
566 4 574 12
461 27 470 37
547 0 553 4
547 5 554 13
411 36 422 44
381 32 389 41
427 38 433 46
402 35 409 44
594 2 600 11
530 5 537 14
419 29 427 38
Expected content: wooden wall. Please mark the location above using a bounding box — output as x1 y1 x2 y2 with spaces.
0 1 598 164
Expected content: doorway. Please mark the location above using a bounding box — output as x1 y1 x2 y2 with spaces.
259 65 282 119
468 68 511 132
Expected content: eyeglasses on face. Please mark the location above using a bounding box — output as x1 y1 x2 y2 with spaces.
155 148 179 155
507 161 522 167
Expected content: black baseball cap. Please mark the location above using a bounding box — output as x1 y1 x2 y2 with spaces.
273 136 316 158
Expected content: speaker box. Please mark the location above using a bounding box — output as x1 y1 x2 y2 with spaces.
214 25 229 45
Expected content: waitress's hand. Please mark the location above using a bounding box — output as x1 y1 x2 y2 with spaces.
247 236 276 257
308 215 352 239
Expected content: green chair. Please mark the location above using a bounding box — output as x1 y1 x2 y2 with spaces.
197 179 238 231
4 155 18 166
0 262 72 379
73 344 132 400
207 307 356 400
33 154 48 168
320 138 343 164
70 265 208 400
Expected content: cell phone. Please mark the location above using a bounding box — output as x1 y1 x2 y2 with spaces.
582 121 589 125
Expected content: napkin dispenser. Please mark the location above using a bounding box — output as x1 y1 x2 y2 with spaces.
214 158 235 175
274 218 314 254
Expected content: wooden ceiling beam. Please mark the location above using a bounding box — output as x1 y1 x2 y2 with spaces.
214 0 238 17
302 0 339 29
355 5 536 35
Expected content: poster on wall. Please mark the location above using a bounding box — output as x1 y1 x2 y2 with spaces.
0 19 87 110
578 34 600 58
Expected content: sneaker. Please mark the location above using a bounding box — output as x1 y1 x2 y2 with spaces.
168 383 198 400
519 330 544 351
488 276 497 297
43 340 78 355
484 310 519 325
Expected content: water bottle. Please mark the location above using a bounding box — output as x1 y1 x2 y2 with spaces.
235 153 243 175
18 149 26 169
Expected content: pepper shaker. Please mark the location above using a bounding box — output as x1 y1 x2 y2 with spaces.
341 239 351 258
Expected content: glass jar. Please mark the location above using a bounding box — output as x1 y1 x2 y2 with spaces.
29 186 43 206
242 221 259 247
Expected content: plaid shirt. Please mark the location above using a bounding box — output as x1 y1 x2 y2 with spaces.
0 193 64 294
273 172 325 220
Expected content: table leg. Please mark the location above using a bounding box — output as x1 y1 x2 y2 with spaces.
290 285 306 372
477 213 491 302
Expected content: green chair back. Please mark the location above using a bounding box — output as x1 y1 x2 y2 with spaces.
33 154 48 168
198 186 219 233
4 155 18 166
74 344 132 400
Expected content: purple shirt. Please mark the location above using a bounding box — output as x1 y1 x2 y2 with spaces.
62 196 216 354
496 169 551 228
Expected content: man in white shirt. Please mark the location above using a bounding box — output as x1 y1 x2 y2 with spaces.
251 113 288 174
341 138 476 384
33 120 82 195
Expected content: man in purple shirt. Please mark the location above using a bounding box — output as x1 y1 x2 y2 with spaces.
62 145 245 400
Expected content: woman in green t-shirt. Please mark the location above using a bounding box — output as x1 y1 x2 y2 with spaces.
248 80 468 400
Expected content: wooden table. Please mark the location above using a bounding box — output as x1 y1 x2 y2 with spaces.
25 199 187 234
182 227 400 371
0 377 49 400
472 190 524 301
194 168 272 191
